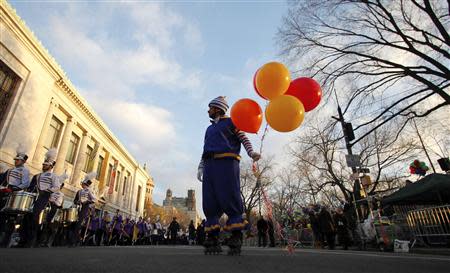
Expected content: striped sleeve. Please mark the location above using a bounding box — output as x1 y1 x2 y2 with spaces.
235 130 254 157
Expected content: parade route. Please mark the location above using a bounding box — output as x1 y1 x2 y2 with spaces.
1 246 450 273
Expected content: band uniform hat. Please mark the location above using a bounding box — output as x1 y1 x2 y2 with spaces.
82 180 93 186
43 148 57 166
82 171 96 186
208 96 229 113
14 152 28 161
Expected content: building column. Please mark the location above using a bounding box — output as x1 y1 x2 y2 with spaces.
71 132 89 185
54 117 74 174
32 99 57 164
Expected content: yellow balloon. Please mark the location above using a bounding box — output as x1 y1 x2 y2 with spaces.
265 95 305 132
255 62 291 100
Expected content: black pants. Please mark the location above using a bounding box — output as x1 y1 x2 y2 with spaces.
170 232 177 244
268 230 275 247
324 232 336 250
95 229 105 246
70 204 90 246
30 192 51 246
258 231 267 247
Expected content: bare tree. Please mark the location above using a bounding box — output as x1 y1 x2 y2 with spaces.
289 116 419 204
240 157 275 218
278 0 450 140
271 168 306 222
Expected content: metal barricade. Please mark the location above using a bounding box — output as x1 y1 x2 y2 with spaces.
406 205 450 246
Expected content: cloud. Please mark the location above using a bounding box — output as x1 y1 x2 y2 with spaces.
44 2 204 97
33 3 210 206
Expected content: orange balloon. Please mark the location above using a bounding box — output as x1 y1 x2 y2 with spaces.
231 99 263 133
265 95 305 132
255 62 291 100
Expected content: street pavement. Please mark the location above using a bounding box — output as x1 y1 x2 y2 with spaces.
1 245 449 273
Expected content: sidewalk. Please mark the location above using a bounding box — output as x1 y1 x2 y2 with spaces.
409 247 450 256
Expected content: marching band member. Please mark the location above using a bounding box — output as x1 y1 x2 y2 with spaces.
1 145 30 191
26 148 61 247
41 180 66 247
109 210 123 246
70 172 97 247
0 146 30 247
98 211 111 246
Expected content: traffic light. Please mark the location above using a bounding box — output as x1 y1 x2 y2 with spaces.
437 158 450 172
344 122 355 141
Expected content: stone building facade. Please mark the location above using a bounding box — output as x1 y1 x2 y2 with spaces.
0 1 154 218
162 189 199 225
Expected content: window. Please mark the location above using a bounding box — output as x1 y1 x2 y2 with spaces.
96 155 104 180
83 146 94 172
136 185 142 212
65 133 80 164
44 116 63 149
122 176 127 196
106 163 113 186
0 61 20 127
115 170 121 192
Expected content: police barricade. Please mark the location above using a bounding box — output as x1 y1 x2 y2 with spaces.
406 205 450 247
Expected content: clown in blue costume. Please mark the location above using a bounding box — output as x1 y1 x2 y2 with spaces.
197 96 260 255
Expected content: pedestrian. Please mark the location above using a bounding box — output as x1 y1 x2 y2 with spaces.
188 220 196 245
197 96 260 254
196 219 206 246
168 217 180 245
267 219 276 247
308 204 322 248
334 207 350 250
317 205 336 250
257 216 268 247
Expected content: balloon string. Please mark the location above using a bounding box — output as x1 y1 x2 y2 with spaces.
252 123 295 254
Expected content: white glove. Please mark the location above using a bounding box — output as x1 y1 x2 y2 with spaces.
250 152 261 161
197 168 203 182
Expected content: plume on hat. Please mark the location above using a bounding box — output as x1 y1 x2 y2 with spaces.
82 171 97 185
44 148 58 166
14 143 28 161
16 143 27 155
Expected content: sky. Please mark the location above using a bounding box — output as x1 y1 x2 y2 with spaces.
8 0 300 213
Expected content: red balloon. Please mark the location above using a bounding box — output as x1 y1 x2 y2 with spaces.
253 69 268 100
230 99 263 134
285 77 322 112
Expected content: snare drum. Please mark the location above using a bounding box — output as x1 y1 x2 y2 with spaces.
1 191 36 213
62 208 78 223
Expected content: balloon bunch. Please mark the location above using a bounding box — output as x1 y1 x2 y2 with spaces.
230 62 322 133
409 160 429 176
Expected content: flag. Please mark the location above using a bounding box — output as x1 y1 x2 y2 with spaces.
108 160 118 195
